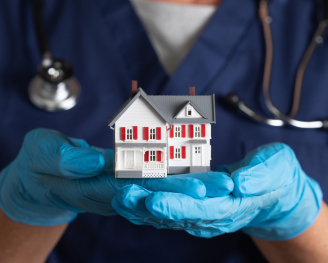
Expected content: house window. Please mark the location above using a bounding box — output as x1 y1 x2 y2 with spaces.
175 147 181 159
175 126 181 138
126 128 133 140
194 126 201 138
186 105 193 116
149 128 156 140
150 151 156 162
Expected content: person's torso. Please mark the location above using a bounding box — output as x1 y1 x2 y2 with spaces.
0 0 327 262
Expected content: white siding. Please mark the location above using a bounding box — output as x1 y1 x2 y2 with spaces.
115 97 166 143
168 123 211 167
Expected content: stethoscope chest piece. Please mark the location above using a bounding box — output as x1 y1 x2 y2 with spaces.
28 56 81 112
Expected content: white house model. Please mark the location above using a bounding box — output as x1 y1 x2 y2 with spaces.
108 81 216 178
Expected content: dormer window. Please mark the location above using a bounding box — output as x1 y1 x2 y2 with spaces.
186 105 193 116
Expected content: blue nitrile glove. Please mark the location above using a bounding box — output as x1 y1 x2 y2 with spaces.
111 171 234 228
112 143 322 240
0 128 229 226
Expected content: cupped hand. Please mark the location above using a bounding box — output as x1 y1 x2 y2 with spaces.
112 143 322 240
0 128 232 226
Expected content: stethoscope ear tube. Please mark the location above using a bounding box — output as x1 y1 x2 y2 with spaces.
222 0 328 130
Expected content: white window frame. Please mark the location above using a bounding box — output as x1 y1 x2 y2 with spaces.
126 127 133 141
149 150 156 162
149 128 156 141
175 147 181 159
186 105 193 116
174 126 181 138
194 125 201 138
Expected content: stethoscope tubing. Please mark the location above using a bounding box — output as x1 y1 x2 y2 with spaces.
228 0 328 129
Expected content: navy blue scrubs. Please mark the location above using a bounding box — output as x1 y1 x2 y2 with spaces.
1 0 328 262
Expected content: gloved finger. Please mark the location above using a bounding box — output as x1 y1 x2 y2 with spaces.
111 185 164 227
67 137 90 148
90 147 114 173
23 129 105 179
230 143 298 197
172 172 234 197
110 174 206 199
39 174 115 216
112 185 194 230
38 171 207 216
67 138 114 173
145 190 280 221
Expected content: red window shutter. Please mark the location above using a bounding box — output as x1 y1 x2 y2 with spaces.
182 146 186 159
121 127 126 141
170 146 174 159
156 127 161 140
144 127 149 140
157 151 161 162
169 125 174 138
201 124 206 138
189 125 194 138
144 151 149 162
133 126 138 140
181 125 186 138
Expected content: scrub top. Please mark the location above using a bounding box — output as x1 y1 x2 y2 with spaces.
1 0 328 262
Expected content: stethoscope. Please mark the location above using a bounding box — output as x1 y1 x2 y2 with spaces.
222 0 328 129
28 0 80 112
29 0 327 119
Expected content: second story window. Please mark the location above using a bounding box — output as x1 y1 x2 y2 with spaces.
175 126 181 138
126 128 133 140
149 128 156 140
194 126 201 138
175 147 181 159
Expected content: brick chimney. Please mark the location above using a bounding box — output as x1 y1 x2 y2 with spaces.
131 80 138 98
189 86 195 96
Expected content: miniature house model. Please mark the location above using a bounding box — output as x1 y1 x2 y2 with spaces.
108 81 216 178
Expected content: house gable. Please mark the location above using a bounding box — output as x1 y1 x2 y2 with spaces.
115 96 166 127
108 88 171 127
174 102 204 119
114 96 167 143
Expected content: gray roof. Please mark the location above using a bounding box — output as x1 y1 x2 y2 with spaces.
108 88 216 127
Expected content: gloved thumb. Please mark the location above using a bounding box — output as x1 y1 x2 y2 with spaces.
22 129 105 178
230 143 298 197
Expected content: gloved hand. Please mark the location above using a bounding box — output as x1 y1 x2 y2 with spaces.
0 128 233 226
112 143 322 240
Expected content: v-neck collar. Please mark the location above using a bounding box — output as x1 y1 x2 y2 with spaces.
163 0 258 95
95 0 168 95
95 0 257 95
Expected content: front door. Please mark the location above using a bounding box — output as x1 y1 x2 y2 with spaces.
192 146 202 166
125 150 134 169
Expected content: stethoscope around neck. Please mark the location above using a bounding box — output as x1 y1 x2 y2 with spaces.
222 0 328 129
29 0 328 118
28 0 80 112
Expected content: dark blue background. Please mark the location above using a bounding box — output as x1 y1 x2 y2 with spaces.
0 0 328 262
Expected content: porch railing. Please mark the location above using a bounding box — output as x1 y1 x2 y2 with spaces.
144 163 164 170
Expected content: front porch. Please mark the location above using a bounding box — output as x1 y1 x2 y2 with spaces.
115 146 167 178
